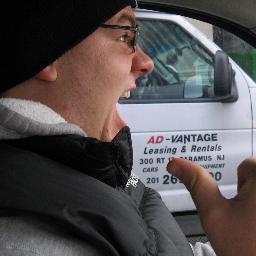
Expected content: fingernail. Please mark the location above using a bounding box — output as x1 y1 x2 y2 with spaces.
167 160 182 178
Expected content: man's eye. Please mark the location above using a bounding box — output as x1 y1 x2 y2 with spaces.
119 33 133 44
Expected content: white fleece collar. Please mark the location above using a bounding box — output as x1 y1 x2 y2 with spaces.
0 98 86 139
0 98 66 124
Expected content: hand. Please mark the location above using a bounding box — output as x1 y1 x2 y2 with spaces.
167 158 256 256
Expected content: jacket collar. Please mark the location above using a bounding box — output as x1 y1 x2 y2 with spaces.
3 126 133 188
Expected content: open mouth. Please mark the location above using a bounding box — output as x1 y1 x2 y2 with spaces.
120 90 131 99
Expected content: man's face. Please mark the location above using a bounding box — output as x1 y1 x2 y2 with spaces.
58 6 154 141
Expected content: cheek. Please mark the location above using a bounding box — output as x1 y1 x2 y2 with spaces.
68 33 133 100
94 53 132 98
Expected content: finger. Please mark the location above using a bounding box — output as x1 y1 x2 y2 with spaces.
167 158 225 215
237 158 256 194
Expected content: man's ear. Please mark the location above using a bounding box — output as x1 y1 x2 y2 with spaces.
35 61 58 82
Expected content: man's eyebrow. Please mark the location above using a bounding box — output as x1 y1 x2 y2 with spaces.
116 13 137 27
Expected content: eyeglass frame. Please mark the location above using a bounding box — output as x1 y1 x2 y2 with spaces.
100 24 139 53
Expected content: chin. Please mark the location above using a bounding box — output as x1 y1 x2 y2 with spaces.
101 107 127 141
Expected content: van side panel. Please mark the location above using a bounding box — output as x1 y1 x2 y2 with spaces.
119 11 254 212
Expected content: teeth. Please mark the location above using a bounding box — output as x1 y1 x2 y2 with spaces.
121 90 131 99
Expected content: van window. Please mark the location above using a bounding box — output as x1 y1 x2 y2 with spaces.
213 26 256 82
120 19 215 103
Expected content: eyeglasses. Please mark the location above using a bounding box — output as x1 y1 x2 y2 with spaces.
101 24 139 53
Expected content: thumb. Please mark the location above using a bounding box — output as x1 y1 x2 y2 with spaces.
237 158 256 196
167 158 225 215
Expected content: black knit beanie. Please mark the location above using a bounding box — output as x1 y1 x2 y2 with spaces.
2 0 137 92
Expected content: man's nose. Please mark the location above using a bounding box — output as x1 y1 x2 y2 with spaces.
131 46 154 77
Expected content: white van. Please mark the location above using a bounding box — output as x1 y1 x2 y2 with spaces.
118 10 256 213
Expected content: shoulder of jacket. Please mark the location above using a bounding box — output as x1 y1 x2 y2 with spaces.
0 216 103 256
